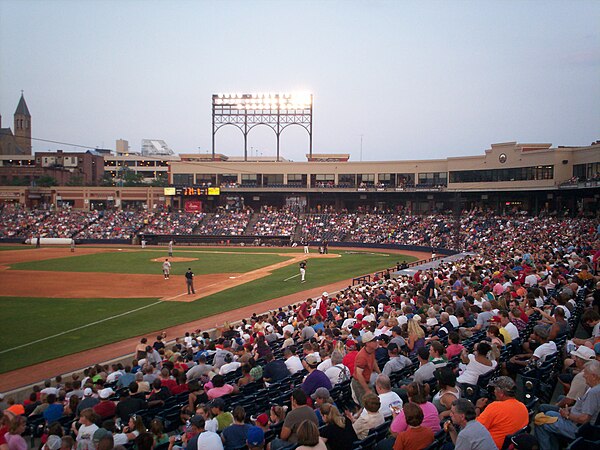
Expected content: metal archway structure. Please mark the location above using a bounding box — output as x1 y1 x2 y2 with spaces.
212 93 313 161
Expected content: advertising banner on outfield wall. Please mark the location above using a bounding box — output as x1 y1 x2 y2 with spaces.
185 200 202 213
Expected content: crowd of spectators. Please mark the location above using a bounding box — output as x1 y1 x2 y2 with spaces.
141 212 206 236
35 210 101 239
0 205 60 239
300 214 356 242
250 207 300 237
2 211 599 450
2 206 599 255
76 211 152 240
196 210 252 236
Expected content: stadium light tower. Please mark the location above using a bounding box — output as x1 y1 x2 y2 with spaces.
212 92 313 161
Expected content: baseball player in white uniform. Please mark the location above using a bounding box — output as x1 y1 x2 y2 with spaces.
162 259 171 279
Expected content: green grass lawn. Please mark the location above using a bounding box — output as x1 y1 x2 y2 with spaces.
0 245 32 251
8 250 289 274
0 249 417 373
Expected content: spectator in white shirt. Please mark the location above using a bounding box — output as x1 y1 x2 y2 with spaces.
219 353 241 375
284 347 304 375
325 351 351 386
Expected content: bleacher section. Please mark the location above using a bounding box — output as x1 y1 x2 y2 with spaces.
1 207 599 449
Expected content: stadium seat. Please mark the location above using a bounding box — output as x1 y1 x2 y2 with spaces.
567 437 596 450
500 425 530 450
352 433 377 450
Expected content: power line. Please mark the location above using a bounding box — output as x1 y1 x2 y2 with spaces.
0 131 264 175
0 130 99 150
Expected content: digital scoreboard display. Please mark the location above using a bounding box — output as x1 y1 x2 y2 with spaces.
164 187 221 196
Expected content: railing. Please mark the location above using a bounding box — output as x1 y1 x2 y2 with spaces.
557 179 600 189
143 234 291 246
352 255 448 285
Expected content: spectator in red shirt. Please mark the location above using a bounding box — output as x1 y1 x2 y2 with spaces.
93 388 116 419
157 368 177 393
343 340 359 376
351 331 380 407
297 298 313 322
316 293 329 320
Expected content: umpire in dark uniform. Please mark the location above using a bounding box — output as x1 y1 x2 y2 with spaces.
185 268 195 294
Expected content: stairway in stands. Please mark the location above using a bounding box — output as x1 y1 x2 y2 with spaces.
192 213 211 234
291 214 306 242
243 212 261 235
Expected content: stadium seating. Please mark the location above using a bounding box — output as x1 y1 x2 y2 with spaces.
2 207 597 449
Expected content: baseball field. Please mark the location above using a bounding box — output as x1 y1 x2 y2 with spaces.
0 244 420 383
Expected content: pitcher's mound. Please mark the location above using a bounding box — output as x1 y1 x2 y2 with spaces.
152 257 198 262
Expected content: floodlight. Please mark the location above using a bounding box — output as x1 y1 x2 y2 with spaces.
212 91 313 160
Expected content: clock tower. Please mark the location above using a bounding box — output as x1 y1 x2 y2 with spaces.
14 91 32 155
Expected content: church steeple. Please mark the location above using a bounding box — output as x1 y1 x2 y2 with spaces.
14 91 32 154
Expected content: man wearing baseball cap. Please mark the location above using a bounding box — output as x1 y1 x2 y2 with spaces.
301 354 332 397
535 360 600 449
316 292 329 320
475 376 529 449
351 331 381 407
93 388 116 419
76 387 99 416
540 345 596 413
246 425 265 450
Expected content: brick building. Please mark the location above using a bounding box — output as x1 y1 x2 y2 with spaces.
0 150 104 186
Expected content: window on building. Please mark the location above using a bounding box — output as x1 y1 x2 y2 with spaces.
311 174 335 187
573 162 600 181
219 174 238 185
358 174 375 185
195 174 216 186
241 174 259 186
287 174 306 186
173 173 194 185
449 165 554 183
263 174 284 186
338 174 356 187
396 173 415 187
418 172 448 187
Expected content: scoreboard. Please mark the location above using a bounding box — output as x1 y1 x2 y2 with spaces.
164 187 221 196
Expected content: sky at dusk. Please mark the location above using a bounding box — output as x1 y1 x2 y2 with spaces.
1 0 599 161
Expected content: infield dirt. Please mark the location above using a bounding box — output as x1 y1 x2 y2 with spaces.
0 245 428 392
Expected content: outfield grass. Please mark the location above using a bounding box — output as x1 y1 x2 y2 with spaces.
8 250 289 275
0 249 417 373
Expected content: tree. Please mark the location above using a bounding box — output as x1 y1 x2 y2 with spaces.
66 175 84 186
100 172 116 187
37 175 58 187
121 168 145 187
150 173 169 187
10 177 29 186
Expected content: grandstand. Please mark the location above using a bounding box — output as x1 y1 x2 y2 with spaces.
0 206 598 450
0 138 599 450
